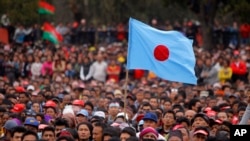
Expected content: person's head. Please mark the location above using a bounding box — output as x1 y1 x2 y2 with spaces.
140 102 152 113
19 93 30 104
108 102 120 116
42 126 55 141
92 122 107 141
56 136 75 141
143 112 158 129
54 118 69 136
45 107 57 118
32 102 40 113
136 90 144 102
217 111 228 121
184 110 196 122
120 127 136 141
192 126 209 141
149 97 158 109
11 126 27 141
191 113 210 129
24 117 39 133
139 127 158 141
102 126 120 141
188 99 201 112
76 109 89 124
172 124 190 141
167 130 183 141
77 122 93 141
163 110 176 127
21 130 38 141
163 99 172 111
4 119 18 137
84 101 94 116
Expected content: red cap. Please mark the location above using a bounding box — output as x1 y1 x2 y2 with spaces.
72 100 84 107
193 130 208 136
11 104 25 113
15 86 26 93
136 114 144 123
44 100 57 108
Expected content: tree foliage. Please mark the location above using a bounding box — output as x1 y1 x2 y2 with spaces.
0 0 249 25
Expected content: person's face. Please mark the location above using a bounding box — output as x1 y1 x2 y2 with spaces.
32 103 40 113
142 106 151 113
149 98 158 109
208 99 217 108
163 101 172 111
168 136 182 141
78 124 91 140
192 134 207 141
55 125 66 136
108 106 119 116
143 120 157 129
24 125 38 133
193 117 208 128
120 133 130 141
175 112 184 119
62 95 71 105
136 92 144 101
92 126 102 141
22 135 37 141
178 128 189 141
19 94 28 103
11 132 24 141
193 102 201 112
76 115 88 124
2 114 9 124
217 112 228 121
163 113 175 126
103 135 111 141
142 133 157 141
46 108 56 118
84 105 93 116
42 131 55 141
210 124 220 137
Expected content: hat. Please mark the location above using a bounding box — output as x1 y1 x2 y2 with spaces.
191 113 210 125
3 120 18 130
93 111 105 119
138 120 144 126
136 114 144 123
193 127 209 136
72 99 84 107
39 124 48 130
114 89 122 95
11 104 25 113
126 94 136 101
143 112 158 123
229 94 238 99
44 100 57 108
76 109 88 117
24 117 39 127
213 83 222 89
60 128 78 139
15 86 26 93
116 112 129 121
139 127 158 140
27 85 35 91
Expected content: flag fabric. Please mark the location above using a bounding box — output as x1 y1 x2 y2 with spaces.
38 1 55 15
42 22 63 44
127 18 197 85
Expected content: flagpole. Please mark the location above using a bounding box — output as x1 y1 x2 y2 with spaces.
123 69 129 123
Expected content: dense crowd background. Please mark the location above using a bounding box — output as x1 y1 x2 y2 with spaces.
0 13 250 141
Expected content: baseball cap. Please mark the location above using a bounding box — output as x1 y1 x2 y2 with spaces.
3 120 18 130
24 117 39 127
11 104 25 113
139 127 158 140
193 127 209 136
27 85 35 91
15 86 26 93
191 113 210 125
116 112 129 121
114 89 122 96
143 112 158 123
93 111 105 119
76 109 88 117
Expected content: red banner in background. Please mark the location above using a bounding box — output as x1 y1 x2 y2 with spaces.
0 28 8 44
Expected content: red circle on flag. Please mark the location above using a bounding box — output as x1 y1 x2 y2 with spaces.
153 45 169 61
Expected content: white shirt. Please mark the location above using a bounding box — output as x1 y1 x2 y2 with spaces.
89 61 107 82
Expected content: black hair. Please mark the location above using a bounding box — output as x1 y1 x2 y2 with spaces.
84 101 94 110
108 136 121 141
163 110 176 120
238 106 246 113
176 117 191 127
172 104 184 112
188 99 200 110
126 136 139 141
11 126 27 137
54 118 69 128
42 126 55 137
102 126 120 140
121 127 136 137
94 122 107 130
56 136 74 141
21 130 38 141
76 122 93 140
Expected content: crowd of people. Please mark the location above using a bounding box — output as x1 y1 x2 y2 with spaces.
1 13 250 141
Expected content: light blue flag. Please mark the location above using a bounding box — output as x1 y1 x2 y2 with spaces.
127 18 197 85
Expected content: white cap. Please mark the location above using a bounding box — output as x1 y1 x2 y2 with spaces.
93 111 105 119
116 112 129 121
27 85 35 91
